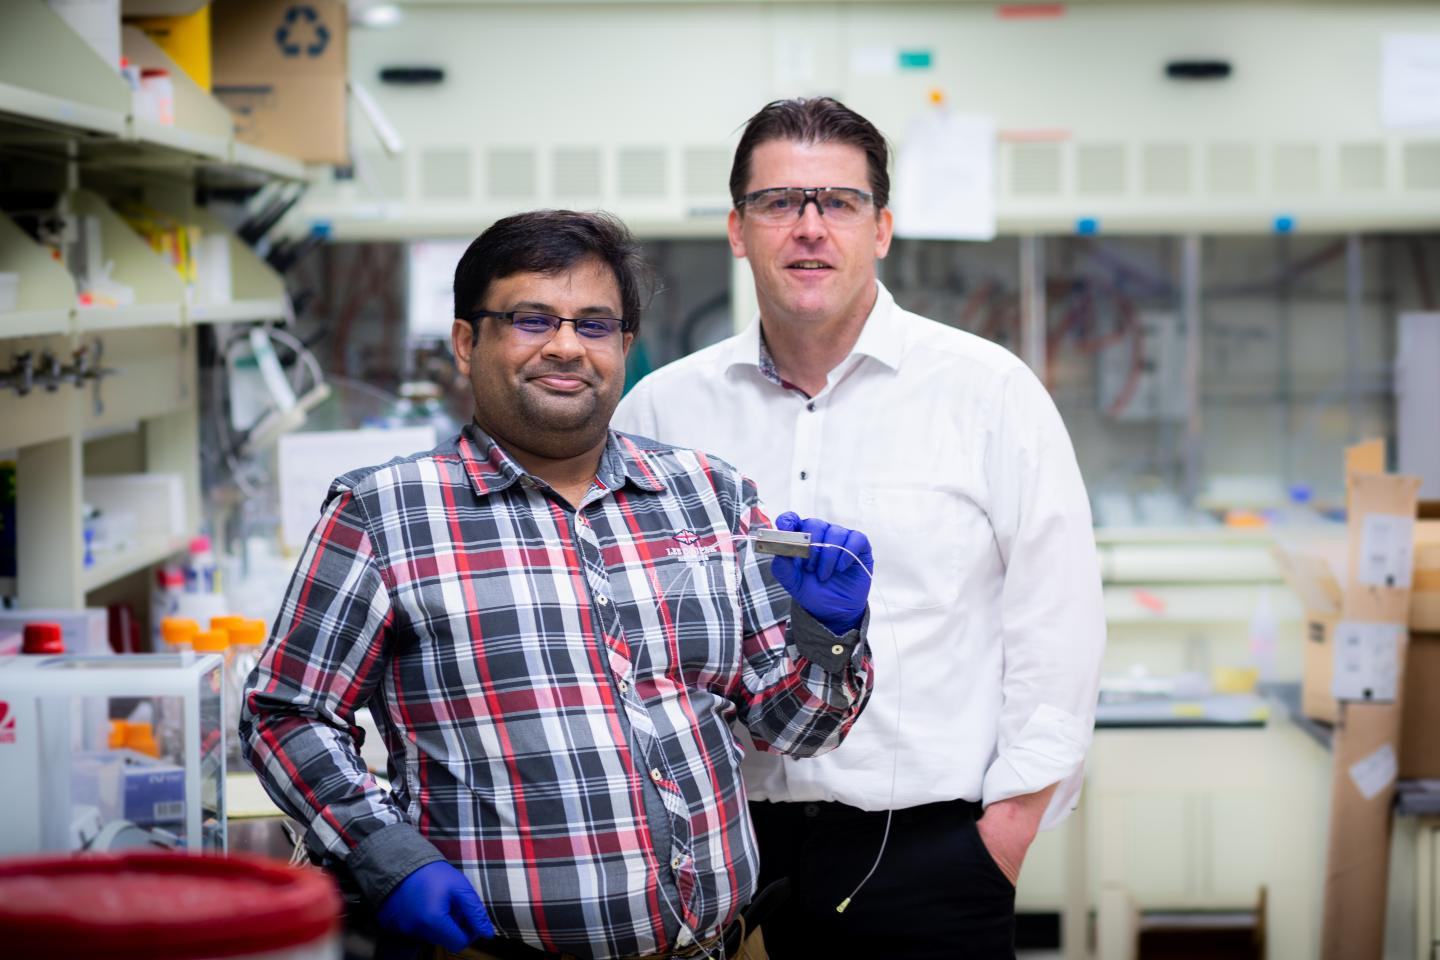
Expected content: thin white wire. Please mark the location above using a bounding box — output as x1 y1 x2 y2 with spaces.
647 533 902 957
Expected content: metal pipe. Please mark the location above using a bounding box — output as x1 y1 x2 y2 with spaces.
1181 235 1203 501
1020 235 1047 376
1345 234 1364 442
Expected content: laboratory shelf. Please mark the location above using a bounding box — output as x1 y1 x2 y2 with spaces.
144 202 290 324
0 210 80 339
81 534 188 594
76 302 183 332
1 308 73 338
128 119 230 165
0 3 131 141
229 143 307 183
188 298 288 325
121 26 234 164
68 188 188 325
0 80 127 141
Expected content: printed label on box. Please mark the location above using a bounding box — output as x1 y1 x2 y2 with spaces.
1332 620 1403 701
1349 743 1398 801
1359 514 1415 588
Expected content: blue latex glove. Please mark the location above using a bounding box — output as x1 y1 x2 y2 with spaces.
768 512 874 635
376 861 495 952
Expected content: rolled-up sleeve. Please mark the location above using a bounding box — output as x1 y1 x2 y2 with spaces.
729 477 874 757
981 364 1105 829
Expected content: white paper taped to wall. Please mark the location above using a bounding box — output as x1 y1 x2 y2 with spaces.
892 109 996 241
1381 34 1440 130
278 427 438 552
1331 620 1403 702
1358 513 1415 588
1349 743 1398 801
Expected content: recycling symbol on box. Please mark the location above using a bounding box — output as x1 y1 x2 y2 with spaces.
275 5 331 58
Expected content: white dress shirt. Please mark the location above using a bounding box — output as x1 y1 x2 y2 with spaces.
613 282 1105 829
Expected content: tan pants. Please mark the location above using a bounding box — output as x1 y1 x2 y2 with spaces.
439 924 765 960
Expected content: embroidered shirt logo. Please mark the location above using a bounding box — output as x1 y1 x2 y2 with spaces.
668 529 719 565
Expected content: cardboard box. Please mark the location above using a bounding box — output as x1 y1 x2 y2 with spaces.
1277 517 1440 731
1414 518 1440 631
1319 465 1420 960
211 0 348 165
1400 632 1440 778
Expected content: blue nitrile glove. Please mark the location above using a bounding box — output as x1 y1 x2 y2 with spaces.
376 861 495 952
768 511 874 635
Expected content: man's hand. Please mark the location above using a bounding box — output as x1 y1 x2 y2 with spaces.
768 512 873 635
377 861 495 951
974 785 1058 886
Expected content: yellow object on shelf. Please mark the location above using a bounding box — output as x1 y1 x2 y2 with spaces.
210 615 245 634
129 7 211 91
1212 665 1260 695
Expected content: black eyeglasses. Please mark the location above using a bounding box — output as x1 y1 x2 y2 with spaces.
466 310 634 342
736 187 876 225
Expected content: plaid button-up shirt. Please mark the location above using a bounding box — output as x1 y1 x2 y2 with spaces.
241 424 873 959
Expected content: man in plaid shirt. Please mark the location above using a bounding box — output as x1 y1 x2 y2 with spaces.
241 210 876 960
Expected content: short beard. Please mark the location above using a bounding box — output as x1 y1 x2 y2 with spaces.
510 386 613 459
473 371 620 463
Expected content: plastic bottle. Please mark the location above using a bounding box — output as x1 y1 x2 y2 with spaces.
152 565 186 650
193 628 237 769
160 617 199 651
156 618 199 760
184 536 219 594
225 620 267 769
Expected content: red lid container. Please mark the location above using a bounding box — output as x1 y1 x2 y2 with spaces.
21 622 63 655
0 852 341 959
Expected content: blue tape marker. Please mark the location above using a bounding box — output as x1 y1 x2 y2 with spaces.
1076 217 1099 235
1273 214 1295 234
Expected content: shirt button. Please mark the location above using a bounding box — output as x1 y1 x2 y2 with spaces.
806 402 816 412
803 803 819 818
596 595 609 606
671 855 683 869
650 768 663 782
799 470 808 480
618 680 629 693
831 643 845 655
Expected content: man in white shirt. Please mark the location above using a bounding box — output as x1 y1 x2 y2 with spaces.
612 97 1105 958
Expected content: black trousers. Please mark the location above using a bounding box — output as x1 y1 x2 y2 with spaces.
750 798 1016 960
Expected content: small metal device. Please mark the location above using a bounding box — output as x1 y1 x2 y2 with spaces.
752 528 812 557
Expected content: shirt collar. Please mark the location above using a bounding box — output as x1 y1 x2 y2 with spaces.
725 280 905 378
457 421 666 499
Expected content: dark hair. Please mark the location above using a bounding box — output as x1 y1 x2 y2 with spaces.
452 210 652 334
729 97 891 210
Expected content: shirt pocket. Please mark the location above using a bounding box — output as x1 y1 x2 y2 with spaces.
625 553 741 685
857 486 963 610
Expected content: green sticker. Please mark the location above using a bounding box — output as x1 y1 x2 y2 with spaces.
898 49 933 70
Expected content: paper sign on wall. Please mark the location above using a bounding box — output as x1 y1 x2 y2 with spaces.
1381 34 1440 130
1331 621 1403 702
1348 743 1398 801
1358 513 1415 588
891 109 996 241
